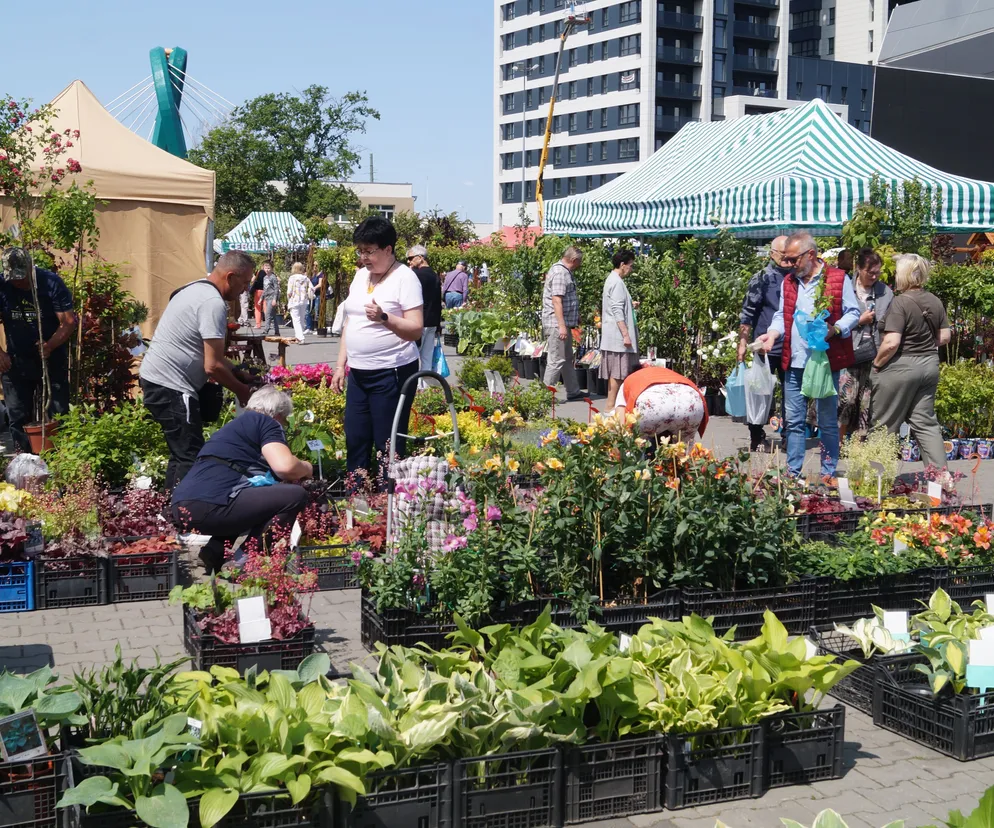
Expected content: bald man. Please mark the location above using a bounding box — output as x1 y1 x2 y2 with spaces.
737 235 789 451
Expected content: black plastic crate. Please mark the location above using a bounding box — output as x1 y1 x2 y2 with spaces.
808 625 925 716
764 706 845 788
454 748 562 828
108 548 179 603
872 658 994 760
663 723 764 810
565 736 662 824
818 569 933 627
442 333 459 348
936 565 994 607
793 507 864 541
360 594 463 651
681 580 818 639
34 556 108 610
0 753 66 828
290 547 358 591
337 762 452 828
183 607 315 674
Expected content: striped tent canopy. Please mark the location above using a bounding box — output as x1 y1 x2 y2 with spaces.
545 99 994 237
223 211 336 252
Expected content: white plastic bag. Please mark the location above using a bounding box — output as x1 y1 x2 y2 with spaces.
745 354 777 426
5 454 49 491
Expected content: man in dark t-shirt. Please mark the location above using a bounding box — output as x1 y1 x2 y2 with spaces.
0 248 77 452
406 245 442 385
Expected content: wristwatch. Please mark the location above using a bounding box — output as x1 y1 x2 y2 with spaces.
380 311 388 323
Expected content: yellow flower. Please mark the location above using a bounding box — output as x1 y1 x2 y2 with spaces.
635 437 648 448
483 457 502 472
469 446 481 456
546 457 565 471
534 462 547 473
634 468 650 481
446 451 458 469
505 457 520 473
625 412 639 427
490 410 506 424
541 428 559 447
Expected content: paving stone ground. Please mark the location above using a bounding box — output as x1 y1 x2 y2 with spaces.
1 335 991 826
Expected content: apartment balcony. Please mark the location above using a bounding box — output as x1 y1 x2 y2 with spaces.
656 115 699 132
656 81 703 100
732 54 779 73
735 0 779 8
657 9 705 30
733 20 780 39
730 86 779 98
657 46 703 64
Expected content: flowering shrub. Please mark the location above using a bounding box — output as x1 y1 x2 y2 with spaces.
98 488 170 538
868 511 993 564
268 363 337 388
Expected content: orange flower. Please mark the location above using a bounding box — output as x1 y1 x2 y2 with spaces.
714 466 728 480
935 545 948 559
665 478 680 491
975 526 991 550
608 447 621 462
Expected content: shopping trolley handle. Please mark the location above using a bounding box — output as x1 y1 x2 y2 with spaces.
399 370 454 402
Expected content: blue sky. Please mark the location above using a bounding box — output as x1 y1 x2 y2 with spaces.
2 0 495 221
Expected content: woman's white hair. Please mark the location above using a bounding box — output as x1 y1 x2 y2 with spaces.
291 262 305 274
245 384 293 419
894 253 932 292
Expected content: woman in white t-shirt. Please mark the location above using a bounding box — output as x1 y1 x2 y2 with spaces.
331 217 424 477
286 262 316 341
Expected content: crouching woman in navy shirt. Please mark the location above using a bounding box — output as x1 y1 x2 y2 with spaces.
171 385 313 573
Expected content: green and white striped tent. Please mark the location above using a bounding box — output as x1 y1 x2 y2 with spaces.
545 99 994 237
222 211 336 252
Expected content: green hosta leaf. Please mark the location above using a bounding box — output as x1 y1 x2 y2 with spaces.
930 588 952 623
401 712 460 752
251 753 306 784
135 783 189 828
57 775 119 808
297 681 327 718
77 742 132 772
266 673 296 710
198 788 238 828
452 614 484 651
285 773 311 805
960 782 994 828
33 690 81 718
0 674 34 713
944 641 967 678
761 610 788 653
216 751 248 774
314 765 365 805
296 652 331 685
810 810 855 828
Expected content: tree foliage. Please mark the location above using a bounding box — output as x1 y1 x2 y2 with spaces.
188 85 378 228
841 174 941 256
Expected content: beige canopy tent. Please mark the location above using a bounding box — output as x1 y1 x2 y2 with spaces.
0 80 215 328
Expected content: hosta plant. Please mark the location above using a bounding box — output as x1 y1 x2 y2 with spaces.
834 616 917 659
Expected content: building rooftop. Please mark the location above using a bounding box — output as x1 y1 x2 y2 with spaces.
879 0 994 77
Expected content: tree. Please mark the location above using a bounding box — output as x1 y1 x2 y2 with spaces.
392 210 423 246
421 209 477 246
188 85 378 226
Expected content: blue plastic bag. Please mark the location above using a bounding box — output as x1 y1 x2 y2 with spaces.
433 339 450 378
725 362 747 418
795 309 830 351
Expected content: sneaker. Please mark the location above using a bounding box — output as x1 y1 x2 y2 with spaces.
303 329 315 335
566 393 588 402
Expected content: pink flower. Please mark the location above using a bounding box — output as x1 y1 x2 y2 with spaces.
443 534 468 552
463 514 478 533
486 506 502 521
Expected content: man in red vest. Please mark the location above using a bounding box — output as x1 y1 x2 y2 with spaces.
756 232 859 483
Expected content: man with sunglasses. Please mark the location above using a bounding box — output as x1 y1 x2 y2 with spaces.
407 245 442 383
756 232 859 484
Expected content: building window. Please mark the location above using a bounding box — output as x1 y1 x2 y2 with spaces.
816 84 831 99
526 181 535 199
569 81 577 99
555 19 563 36
539 55 546 72
587 144 594 162
503 183 514 201
554 178 562 196
587 78 594 97
840 85 847 103
528 0 533 11
619 70 638 90
791 40 819 57
585 175 593 191
540 87 547 104
715 0 727 13
828 37 835 55
504 32 515 50
620 0 641 24
586 111 593 129
869 0 874 20
714 86 725 98
503 2 515 21
829 7 836 23
553 115 561 133
569 145 577 164
713 54 726 82
539 24 546 41
868 30 874 51
554 147 562 165
792 10 818 27
569 48 578 67
795 81 802 96
618 103 639 126
568 177 577 195
861 88 867 110
504 94 515 113
715 19 726 48
602 42 610 61
619 34 640 56
527 89 534 109
601 7 609 27
526 120 534 137
569 112 577 131
601 74 609 93
618 138 639 159
601 108 609 128
587 45 594 63
527 28 534 45
601 141 608 161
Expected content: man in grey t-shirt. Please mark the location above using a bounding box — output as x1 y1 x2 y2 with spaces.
140 250 255 491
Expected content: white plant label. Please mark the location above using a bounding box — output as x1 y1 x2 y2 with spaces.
986 594 994 613
619 633 632 653
804 638 818 660
980 627 994 642
927 481 942 506
346 509 354 530
306 439 325 452
970 639 994 667
883 611 909 636
186 717 203 738
290 520 302 549
237 595 267 623
894 537 908 555
837 477 857 508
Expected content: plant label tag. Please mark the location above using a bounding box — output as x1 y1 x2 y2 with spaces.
306 439 325 452
186 717 203 738
619 633 632 652
883 611 909 636
837 478 857 507
900 423 910 438
290 520 302 549
804 638 818 660
980 627 994 642
894 537 908 555
970 639 994 667
346 509 354 530
927 481 942 507
135 475 153 490
236 595 267 624
986 594 994 613
238 618 272 644
869 461 885 475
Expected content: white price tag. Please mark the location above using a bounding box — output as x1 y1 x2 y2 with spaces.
306 439 325 452
837 477 857 507
237 597 271 644
346 509 354 530
927 481 942 506
186 717 203 738
980 627 994 642
237 595 267 623
619 633 632 653
894 537 908 555
804 638 818 660
868 461 885 475
970 639 994 666
883 611 909 636
986 594 994 613
290 519 302 549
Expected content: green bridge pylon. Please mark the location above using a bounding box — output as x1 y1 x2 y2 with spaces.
150 46 188 158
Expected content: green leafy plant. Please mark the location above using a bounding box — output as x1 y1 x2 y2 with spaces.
840 426 901 499
833 616 917 659
458 356 487 390
936 361 994 438
0 666 83 744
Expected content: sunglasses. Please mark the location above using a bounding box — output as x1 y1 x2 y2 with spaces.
780 250 814 266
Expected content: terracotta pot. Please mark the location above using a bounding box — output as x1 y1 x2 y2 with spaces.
24 422 57 454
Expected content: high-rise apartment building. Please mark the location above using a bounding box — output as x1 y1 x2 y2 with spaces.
493 0 875 225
